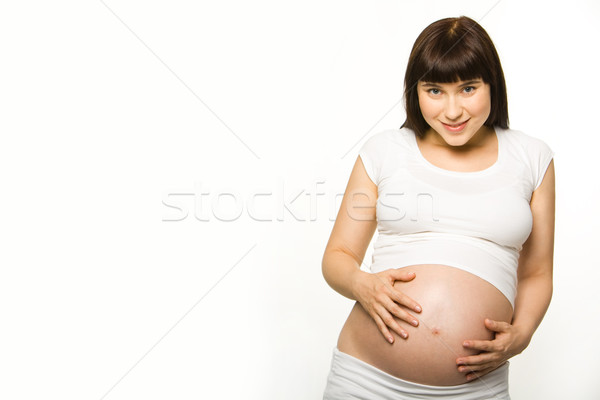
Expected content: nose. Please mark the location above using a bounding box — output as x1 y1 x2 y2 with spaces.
444 95 463 121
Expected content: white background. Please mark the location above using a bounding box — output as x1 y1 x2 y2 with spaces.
1 0 599 399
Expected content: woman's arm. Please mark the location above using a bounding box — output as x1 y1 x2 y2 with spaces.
456 159 556 380
322 155 422 344
510 157 556 341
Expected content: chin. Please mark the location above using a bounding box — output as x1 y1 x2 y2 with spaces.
432 124 484 146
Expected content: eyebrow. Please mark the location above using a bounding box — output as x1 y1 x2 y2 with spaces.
420 80 482 88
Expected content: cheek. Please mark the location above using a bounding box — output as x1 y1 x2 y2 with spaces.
469 94 492 118
418 96 437 120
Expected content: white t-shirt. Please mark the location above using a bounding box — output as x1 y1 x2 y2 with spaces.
358 126 555 308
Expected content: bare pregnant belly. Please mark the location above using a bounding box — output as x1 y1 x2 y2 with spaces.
336 264 513 386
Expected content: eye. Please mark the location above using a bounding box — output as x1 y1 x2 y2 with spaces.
463 86 476 94
428 88 442 95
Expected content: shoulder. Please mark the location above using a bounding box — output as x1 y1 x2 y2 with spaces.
498 127 553 154
358 127 414 164
360 127 413 151
358 127 412 185
498 127 555 169
498 126 555 192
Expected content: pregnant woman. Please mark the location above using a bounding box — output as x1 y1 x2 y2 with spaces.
322 16 555 399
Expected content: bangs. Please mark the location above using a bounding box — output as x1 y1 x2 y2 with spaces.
402 16 509 137
416 34 493 84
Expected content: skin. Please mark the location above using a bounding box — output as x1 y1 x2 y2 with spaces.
418 79 494 151
416 79 555 380
322 78 555 381
458 159 554 380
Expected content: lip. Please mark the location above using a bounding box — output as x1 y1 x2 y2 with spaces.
441 119 470 133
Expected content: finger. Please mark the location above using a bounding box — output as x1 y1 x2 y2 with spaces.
387 285 422 313
372 313 397 344
462 339 497 352
456 352 499 366
484 318 511 333
391 269 417 282
458 360 497 373
376 304 412 339
385 299 420 327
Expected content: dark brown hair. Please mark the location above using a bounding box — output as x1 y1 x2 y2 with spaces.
401 16 509 137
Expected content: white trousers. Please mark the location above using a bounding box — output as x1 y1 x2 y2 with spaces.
323 347 510 400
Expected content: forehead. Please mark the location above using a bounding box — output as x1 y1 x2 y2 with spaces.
419 79 484 88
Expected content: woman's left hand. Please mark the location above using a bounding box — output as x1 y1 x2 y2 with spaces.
456 318 530 381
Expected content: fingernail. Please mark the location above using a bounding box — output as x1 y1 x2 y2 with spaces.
415 305 422 312
412 319 418 326
463 341 470 347
401 332 408 339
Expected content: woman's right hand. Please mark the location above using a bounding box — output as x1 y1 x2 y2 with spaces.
353 268 422 344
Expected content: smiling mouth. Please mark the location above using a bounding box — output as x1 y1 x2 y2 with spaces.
441 119 470 132
442 119 470 127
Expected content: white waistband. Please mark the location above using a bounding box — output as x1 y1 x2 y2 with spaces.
324 347 510 399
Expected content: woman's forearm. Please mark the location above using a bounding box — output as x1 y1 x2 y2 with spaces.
322 249 369 301
511 271 553 349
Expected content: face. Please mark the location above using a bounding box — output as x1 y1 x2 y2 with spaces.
417 79 492 147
